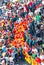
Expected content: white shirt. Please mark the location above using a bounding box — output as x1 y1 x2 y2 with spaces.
28 12 33 16
10 0 17 2
32 48 38 54
35 7 41 14
0 39 4 42
16 18 22 23
4 0 7 2
40 55 44 60
9 57 13 62
2 5 6 9
41 62 44 65
42 0 44 5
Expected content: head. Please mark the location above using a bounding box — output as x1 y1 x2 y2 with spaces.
20 7 24 13
32 46 35 49
0 42 2 47
40 51 43 55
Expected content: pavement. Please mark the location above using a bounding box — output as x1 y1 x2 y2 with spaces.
15 60 30 65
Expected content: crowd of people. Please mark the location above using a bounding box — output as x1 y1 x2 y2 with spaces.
0 0 44 65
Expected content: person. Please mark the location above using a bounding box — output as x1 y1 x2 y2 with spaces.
41 59 44 65
9 55 14 65
39 52 44 61
0 0 44 65
19 46 24 60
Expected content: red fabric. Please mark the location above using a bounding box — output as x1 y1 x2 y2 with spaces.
36 57 41 63
28 2 33 6
8 49 14 54
7 3 11 9
24 5 29 12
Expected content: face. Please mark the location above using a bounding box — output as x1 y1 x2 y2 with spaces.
0 35 1 38
0 42 2 47
18 11 21 17
20 8 24 13
40 52 43 55
4 39 7 43
32 46 35 49
6 26 8 30
14 13 16 17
